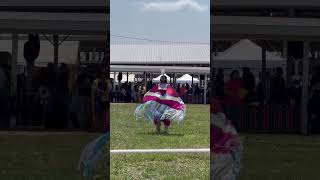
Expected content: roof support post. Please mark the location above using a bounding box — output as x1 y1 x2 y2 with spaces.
262 42 267 103
53 34 59 71
204 74 207 104
301 40 310 135
11 33 18 98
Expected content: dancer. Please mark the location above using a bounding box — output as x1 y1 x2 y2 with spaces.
211 98 242 180
135 74 186 134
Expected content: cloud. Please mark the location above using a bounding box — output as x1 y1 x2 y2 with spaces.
142 0 208 13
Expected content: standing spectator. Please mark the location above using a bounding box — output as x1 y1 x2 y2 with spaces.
147 80 153 91
77 73 91 129
55 63 70 128
256 72 264 104
45 63 56 128
185 83 190 94
289 79 301 105
308 66 320 133
271 67 287 104
242 67 256 102
0 64 9 128
195 83 201 95
33 68 50 127
180 84 187 96
91 73 107 131
176 83 181 94
224 70 244 131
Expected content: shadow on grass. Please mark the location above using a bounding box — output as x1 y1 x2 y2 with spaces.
137 132 185 137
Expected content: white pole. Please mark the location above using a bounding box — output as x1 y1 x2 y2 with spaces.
204 74 207 104
144 72 147 89
301 41 310 135
111 148 210 154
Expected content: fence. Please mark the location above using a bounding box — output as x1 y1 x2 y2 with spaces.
112 93 210 104
239 104 301 133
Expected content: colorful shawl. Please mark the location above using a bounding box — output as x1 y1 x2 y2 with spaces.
211 98 242 180
143 84 185 110
135 84 186 123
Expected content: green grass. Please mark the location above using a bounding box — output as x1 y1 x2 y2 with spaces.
0 131 107 180
240 133 320 180
111 103 210 179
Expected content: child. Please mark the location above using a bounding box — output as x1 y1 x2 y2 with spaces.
135 75 186 134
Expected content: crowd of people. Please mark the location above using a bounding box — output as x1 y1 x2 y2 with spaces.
109 78 208 103
213 66 320 133
0 62 108 131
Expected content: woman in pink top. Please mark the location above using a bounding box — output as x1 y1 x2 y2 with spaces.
224 70 243 131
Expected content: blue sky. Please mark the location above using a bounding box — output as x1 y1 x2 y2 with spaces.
111 0 209 44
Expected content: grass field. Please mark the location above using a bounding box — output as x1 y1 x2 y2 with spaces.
110 103 210 179
240 133 320 180
0 131 107 180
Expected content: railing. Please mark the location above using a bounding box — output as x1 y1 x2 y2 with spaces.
111 93 209 104
239 104 300 133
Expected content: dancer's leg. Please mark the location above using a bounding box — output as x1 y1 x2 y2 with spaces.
163 119 171 134
154 119 161 133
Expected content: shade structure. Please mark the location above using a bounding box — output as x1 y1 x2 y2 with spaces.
152 74 172 83
177 74 199 84
213 39 286 69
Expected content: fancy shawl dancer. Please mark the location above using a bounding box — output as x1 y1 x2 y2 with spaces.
211 98 242 180
135 74 186 134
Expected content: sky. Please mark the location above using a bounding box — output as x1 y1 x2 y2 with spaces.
110 0 209 44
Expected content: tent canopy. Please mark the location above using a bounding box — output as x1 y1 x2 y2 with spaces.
213 39 286 69
177 74 200 84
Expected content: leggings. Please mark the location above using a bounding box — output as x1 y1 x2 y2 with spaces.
153 119 171 127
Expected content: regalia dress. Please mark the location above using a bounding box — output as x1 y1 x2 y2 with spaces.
134 84 186 125
211 98 242 180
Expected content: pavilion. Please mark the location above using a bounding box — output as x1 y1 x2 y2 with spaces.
211 0 320 134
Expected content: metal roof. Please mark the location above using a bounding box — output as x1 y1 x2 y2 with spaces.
110 65 210 74
0 0 109 35
212 0 320 8
111 44 210 65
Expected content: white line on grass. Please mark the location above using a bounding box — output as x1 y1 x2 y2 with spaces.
111 148 210 154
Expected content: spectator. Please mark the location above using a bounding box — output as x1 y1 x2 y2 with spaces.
0 64 9 128
55 63 70 128
185 83 190 94
271 67 287 104
308 66 320 133
195 83 201 95
176 83 181 93
147 80 153 91
77 73 91 129
242 67 256 102
224 70 244 131
289 79 301 105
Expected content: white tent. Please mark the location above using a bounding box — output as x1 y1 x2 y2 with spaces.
152 74 172 83
177 74 199 84
213 39 286 69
